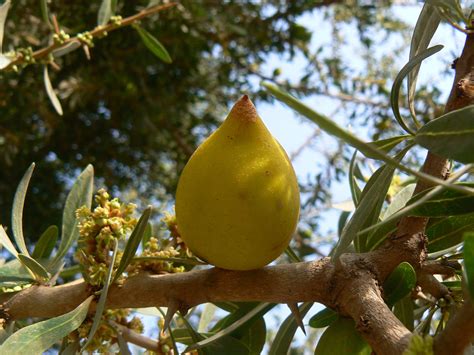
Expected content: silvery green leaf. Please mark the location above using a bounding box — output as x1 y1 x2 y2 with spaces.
43 66 63 116
52 41 81 58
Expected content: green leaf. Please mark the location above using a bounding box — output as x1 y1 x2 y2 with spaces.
284 246 302 263
408 3 441 121
132 255 206 266
309 307 338 328
52 41 81 58
81 240 118 351
43 66 63 116
359 164 473 239
98 0 113 26
50 165 94 271
0 0 10 52
198 303 218 333
12 163 35 256
113 206 152 283
0 296 92 354
32 225 58 260
314 317 370 355
337 211 351 239
0 259 34 290
188 303 273 352
141 222 153 249
427 214 474 252
390 45 443 135
262 82 474 196
348 150 362 206
239 317 266 355
364 135 411 160
415 105 474 163
365 184 416 251
383 262 416 307
40 0 52 28
463 232 474 301
135 25 172 63
17 254 50 282
0 225 18 258
409 183 474 217
393 295 414 331
268 303 312 355
336 147 410 258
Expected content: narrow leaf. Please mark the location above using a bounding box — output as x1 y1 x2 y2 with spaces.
32 225 58 260
393 295 414 331
348 150 361 206
135 25 172 63
427 214 474 253
0 225 18 258
335 147 410 258
314 317 370 355
141 222 153 248
383 262 416 307
113 206 153 283
408 3 441 120
463 232 474 301
81 241 118 351
50 165 94 271
52 41 81 58
364 135 411 160
415 105 474 163
187 303 273 352
0 0 10 53
309 307 338 328
132 255 206 266
0 296 92 354
198 303 218 333
262 82 474 196
40 0 52 28
12 163 35 256
18 254 50 282
239 316 266 354
390 45 443 135
43 66 63 116
268 303 312 355
98 0 113 26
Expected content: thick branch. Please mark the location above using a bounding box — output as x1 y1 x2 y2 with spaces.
0 260 333 320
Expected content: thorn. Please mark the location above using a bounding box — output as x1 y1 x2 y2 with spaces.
163 300 178 331
82 45 91 60
287 303 306 335
52 15 60 35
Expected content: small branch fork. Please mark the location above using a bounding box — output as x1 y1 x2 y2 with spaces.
3 3 177 71
1 8 474 355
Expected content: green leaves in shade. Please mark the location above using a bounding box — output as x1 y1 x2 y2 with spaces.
17 254 50 283
268 303 312 355
40 0 52 28
113 206 152 283
314 317 370 355
394 296 414 331
0 296 92 354
81 240 118 351
50 165 94 272
262 82 474 196
408 3 441 121
32 225 58 260
427 214 474 253
390 45 443 135
12 163 35 256
463 232 474 301
309 307 338 328
135 25 172 63
187 302 272 353
0 225 18 258
415 105 474 163
364 135 411 160
383 262 416 307
43 66 63 116
0 259 34 290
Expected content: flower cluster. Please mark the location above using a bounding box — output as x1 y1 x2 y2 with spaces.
75 188 136 286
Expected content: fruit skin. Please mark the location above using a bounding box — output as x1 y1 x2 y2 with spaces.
175 95 300 270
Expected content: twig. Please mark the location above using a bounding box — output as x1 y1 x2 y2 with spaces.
3 3 177 71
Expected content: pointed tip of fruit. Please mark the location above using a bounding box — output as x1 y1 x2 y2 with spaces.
228 94 258 122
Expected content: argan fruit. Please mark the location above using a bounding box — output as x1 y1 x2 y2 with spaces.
175 95 300 270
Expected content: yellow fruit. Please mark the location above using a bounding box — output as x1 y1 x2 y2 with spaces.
175 95 300 270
